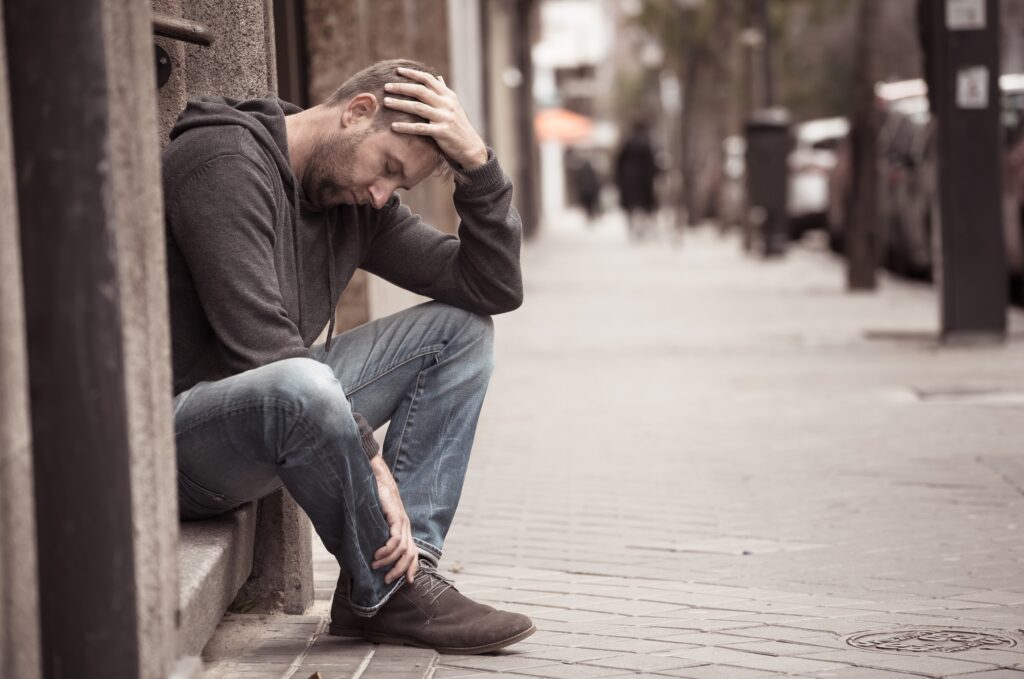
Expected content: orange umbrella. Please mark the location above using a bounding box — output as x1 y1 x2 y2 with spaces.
534 107 593 143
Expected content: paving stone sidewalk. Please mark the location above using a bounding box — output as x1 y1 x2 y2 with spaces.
203 214 1024 679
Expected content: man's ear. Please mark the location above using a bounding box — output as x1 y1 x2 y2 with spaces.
340 93 379 128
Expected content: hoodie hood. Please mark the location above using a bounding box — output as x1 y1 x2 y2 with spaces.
170 96 302 197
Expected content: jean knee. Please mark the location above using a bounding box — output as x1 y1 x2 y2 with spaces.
264 357 350 426
452 309 494 379
463 309 494 341
470 313 495 374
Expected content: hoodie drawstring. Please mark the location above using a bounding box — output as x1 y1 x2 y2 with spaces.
325 221 336 353
291 170 336 355
291 182 306 341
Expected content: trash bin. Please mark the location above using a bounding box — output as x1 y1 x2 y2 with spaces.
745 108 792 256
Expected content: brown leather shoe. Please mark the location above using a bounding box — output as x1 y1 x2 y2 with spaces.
329 563 535 654
327 571 363 638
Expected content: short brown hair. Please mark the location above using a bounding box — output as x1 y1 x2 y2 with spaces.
326 59 460 182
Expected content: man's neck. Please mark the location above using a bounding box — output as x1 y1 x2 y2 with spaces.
284 106 322 181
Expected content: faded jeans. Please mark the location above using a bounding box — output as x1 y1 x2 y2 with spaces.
172 302 494 615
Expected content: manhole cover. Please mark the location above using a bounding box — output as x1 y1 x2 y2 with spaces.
847 629 1017 653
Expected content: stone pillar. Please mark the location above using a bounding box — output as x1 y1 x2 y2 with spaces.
0 7 41 679
181 0 278 98
154 0 189 146
101 1 183 676
233 492 314 613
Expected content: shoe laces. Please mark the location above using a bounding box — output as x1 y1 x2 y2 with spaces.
413 561 454 605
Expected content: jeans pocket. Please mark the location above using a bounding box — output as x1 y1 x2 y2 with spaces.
177 471 242 520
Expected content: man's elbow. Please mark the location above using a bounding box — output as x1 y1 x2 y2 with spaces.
504 289 525 313
485 286 523 314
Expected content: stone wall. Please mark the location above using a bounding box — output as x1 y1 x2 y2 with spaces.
0 6 40 678
103 1 182 675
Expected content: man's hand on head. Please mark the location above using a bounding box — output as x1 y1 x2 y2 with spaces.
383 67 488 170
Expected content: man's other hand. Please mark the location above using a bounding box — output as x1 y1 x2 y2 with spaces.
369 455 418 584
384 67 488 169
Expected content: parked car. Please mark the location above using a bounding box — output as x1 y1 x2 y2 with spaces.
828 76 1024 296
876 88 932 278
786 117 849 238
827 79 928 259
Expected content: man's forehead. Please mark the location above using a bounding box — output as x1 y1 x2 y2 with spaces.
380 132 438 179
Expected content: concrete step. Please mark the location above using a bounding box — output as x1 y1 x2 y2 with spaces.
177 504 257 658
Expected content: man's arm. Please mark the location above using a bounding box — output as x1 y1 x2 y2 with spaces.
363 68 523 313
361 156 523 314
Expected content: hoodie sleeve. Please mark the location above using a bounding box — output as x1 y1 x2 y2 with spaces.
169 154 382 459
361 150 524 315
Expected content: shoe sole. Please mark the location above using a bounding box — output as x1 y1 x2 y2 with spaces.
327 623 537 655
327 624 364 638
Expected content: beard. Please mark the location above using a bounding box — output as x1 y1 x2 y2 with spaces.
303 127 369 209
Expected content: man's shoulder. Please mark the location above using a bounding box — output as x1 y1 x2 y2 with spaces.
163 125 273 189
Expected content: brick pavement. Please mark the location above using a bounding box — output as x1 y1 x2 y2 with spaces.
203 213 1024 678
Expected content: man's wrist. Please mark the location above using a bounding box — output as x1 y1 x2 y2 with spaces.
460 144 488 170
369 453 390 476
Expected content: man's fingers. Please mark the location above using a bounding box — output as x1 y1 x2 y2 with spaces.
385 549 414 583
405 552 419 583
372 534 402 568
396 66 446 94
373 547 402 569
383 97 443 121
384 531 416 583
374 535 399 559
372 524 403 569
390 121 437 137
384 82 443 106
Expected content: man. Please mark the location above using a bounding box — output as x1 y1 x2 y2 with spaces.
163 59 532 654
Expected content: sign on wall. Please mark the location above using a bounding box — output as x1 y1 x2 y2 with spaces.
946 0 986 30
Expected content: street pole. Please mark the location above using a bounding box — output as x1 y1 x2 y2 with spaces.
743 0 788 257
512 0 539 239
846 0 880 290
759 0 774 107
924 0 1006 341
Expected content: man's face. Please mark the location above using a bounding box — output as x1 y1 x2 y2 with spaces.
304 123 438 210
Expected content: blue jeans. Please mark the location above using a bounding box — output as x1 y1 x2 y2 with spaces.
172 302 494 615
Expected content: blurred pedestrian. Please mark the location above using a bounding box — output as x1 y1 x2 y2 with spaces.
574 154 602 224
615 122 659 240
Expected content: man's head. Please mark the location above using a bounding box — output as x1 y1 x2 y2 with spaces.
301 59 451 209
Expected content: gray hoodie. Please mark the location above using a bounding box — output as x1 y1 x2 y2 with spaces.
163 97 523 457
